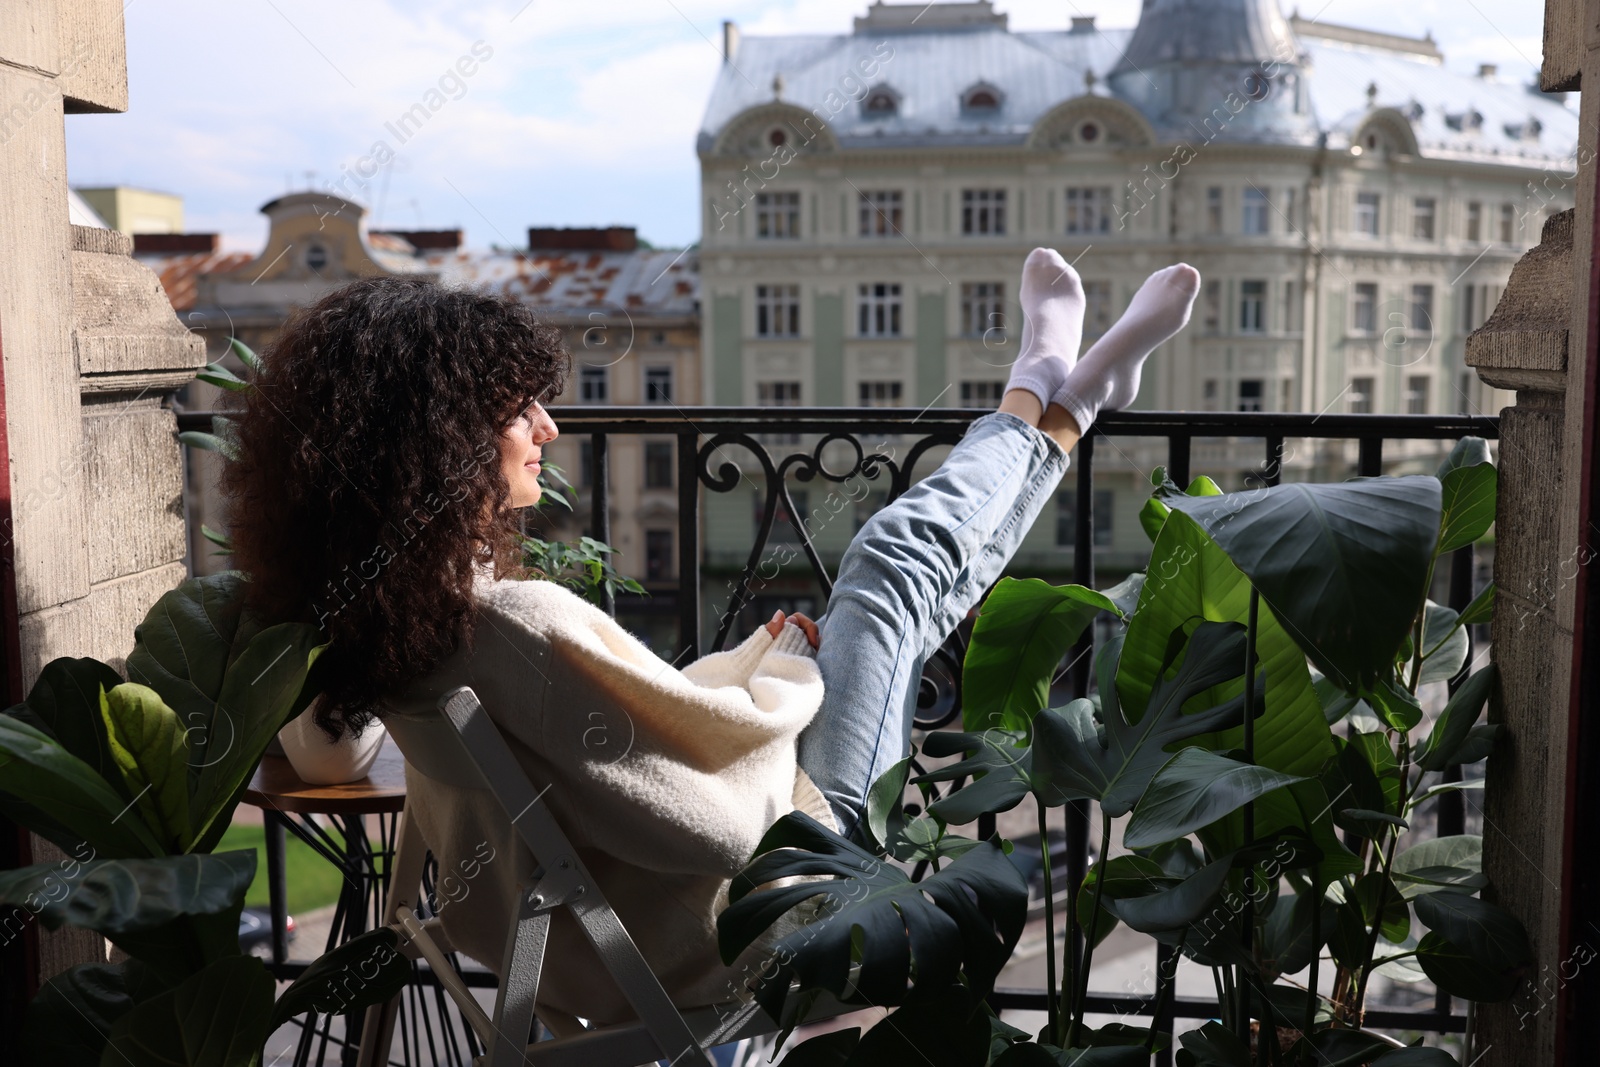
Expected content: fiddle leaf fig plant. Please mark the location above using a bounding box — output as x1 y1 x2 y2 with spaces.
719 438 1517 1066
0 576 408 1067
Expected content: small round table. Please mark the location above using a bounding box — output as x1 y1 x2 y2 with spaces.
245 743 408 1067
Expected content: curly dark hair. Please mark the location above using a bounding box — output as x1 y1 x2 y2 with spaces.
221 275 570 739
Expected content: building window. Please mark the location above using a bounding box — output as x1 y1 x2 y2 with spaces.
643 440 674 489
1206 187 1223 233
578 438 593 487
756 284 801 338
960 380 1006 408
755 192 800 239
644 365 673 404
1406 375 1430 415
858 190 903 237
1202 281 1221 333
756 489 809 546
1410 284 1434 332
1239 280 1266 333
1084 280 1113 337
1413 197 1437 240
1283 187 1299 231
1462 285 1477 332
757 380 802 444
858 282 903 337
1280 379 1294 412
1055 489 1114 548
863 86 898 116
1467 201 1483 242
645 529 673 582
1349 376 1374 414
1353 283 1379 333
1499 203 1516 244
1354 191 1381 237
1203 379 1219 409
962 189 1007 235
579 365 608 402
1284 280 1299 332
858 381 903 407
1238 379 1264 412
1065 186 1113 234
305 243 329 272
960 281 1004 338
1242 187 1269 235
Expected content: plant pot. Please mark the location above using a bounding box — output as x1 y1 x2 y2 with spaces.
277 697 387 785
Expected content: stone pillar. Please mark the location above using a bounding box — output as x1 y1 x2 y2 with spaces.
1465 209 1573 1065
0 0 204 995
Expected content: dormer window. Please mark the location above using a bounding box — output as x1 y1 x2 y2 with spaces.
1505 117 1544 142
862 85 900 118
960 82 1004 113
1242 70 1271 101
304 243 329 272
1445 109 1484 133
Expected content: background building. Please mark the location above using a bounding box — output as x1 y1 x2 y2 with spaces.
74 185 185 235
138 201 700 650
696 0 1577 614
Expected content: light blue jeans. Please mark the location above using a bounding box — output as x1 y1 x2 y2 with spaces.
795 411 1070 839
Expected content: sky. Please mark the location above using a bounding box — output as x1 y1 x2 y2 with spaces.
65 0 1551 252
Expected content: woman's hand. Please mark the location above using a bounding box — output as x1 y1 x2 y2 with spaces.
763 610 822 650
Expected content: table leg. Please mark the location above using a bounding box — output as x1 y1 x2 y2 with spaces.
266 811 289 967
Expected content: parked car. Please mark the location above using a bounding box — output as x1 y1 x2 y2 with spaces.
239 906 296 960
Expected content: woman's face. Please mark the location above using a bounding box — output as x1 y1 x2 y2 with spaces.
498 398 560 509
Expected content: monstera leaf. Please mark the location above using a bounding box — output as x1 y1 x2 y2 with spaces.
1162 477 1442 693
717 812 1027 1020
962 577 1130 736
921 622 1260 824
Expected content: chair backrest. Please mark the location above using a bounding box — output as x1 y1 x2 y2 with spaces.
381 686 714 1066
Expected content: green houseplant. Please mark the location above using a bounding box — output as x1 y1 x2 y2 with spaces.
0 573 411 1066
718 439 1514 1066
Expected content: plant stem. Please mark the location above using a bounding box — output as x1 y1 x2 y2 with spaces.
1146 933 1185 1055
1305 877 1322 1066
1068 808 1113 1048
1038 802 1061 1045
1242 588 1260 1055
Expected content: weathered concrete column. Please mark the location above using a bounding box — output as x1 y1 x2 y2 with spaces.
0 0 205 997
1466 208 1573 1065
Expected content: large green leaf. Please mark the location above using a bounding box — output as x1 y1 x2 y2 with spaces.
6 658 128 792
1412 891 1531 972
0 716 165 858
22 961 158 1067
1416 932 1519 1002
1117 510 1334 778
1124 748 1304 849
186 622 327 853
101 684 191 851
1260 888 1333 979
123 573 262 765
1391 836 1484 900
1034 621 1262 818
0 852 253 936
717 812 1026 1018
1103 852 1234 934
963 578 1121 735
1436 437 1497 554
1415 666 1497 772
1076 855 1174 948
1163 478 1442 692
1416 602 1469 685
102 954 275 1067
270 928 411 1029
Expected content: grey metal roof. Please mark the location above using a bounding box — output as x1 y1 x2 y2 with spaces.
699 4 1577 167
1116 0 1295 71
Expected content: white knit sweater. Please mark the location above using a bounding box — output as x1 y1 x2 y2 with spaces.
385 572 832 1023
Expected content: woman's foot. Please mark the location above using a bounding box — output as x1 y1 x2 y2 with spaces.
1004 248 1086 413
1052 263 1200 434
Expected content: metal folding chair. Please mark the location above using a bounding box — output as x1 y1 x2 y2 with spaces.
357 685 838 1067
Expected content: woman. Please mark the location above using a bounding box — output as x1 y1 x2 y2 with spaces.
222 249 1199 1026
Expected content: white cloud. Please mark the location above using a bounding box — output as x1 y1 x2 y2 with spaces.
65 0 1548 251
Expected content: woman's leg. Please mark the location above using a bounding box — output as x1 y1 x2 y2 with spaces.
797 409 1070 838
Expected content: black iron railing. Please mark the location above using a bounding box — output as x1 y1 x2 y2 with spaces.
176 405 1499 1057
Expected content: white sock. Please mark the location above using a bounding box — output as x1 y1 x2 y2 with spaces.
1052 264 1200 432
1005 248 1085 412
